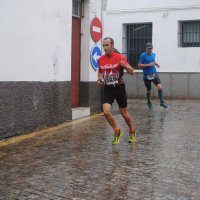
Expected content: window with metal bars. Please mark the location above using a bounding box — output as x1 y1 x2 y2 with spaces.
179 20 200 47
72 0 84 17
122 23 152 68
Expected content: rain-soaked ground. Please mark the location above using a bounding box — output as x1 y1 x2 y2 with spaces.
0 99 200 200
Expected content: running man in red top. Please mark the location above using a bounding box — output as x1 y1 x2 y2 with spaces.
97 37 136 144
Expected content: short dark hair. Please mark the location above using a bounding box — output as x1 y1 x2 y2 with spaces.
103 37 114 46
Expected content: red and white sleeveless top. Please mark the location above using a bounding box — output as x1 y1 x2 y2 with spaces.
98 52 127 86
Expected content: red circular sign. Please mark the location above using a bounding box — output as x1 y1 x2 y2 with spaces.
90 17 102 42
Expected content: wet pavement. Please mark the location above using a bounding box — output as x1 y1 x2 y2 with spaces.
0 99 200 200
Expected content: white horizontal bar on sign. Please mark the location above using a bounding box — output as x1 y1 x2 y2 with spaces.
93 26 101 33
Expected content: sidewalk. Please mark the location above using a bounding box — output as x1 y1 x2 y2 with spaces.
0 99 200 200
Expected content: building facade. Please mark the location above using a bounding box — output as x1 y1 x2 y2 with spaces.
0 0 105 139
1 0 200 139
104 0 200 99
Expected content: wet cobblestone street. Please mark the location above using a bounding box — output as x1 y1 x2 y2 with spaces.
0 99 200 200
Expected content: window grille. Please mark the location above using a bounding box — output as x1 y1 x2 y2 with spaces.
122 23 152 68
179 20 200 47
73 0 84 17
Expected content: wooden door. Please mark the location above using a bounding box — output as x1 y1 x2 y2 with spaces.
71 16 81 107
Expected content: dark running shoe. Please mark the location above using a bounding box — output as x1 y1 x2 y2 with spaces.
160 101 168 109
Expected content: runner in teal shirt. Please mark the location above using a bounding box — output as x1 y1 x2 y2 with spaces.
139 51 157 79
138 43 168 109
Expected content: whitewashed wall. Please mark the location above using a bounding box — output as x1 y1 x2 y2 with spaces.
107 0 200 10
81 0 104 82
105 0 200 72
0 0 72 81
79 0 105 114
0 0 73 139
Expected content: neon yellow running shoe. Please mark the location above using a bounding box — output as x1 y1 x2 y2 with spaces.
112 131 123 145
128 133 136 143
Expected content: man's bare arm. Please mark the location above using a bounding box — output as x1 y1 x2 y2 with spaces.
120 59 134 75
138 62 155 69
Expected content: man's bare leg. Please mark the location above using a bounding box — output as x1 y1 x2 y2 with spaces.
119 107 136 143
103 103 118 130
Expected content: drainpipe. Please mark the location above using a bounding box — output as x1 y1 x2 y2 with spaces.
101 0 107 50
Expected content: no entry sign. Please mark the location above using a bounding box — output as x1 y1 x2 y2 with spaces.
90 17 102 42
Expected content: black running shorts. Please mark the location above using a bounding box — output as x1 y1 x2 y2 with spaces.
143 74 161 91
103 84 127 108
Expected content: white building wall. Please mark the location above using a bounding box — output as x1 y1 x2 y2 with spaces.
81 0 104 82
0 0 72 81
0 0 73 139
105 0 200 72
107 0 200 10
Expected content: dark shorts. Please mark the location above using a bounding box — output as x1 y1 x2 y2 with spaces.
103 84 127 108
143 74 161 90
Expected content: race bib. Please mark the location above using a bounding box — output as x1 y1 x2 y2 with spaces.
147 73 156 80
104 74 119 85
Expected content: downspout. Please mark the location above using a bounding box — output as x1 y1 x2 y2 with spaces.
101 0 107 50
